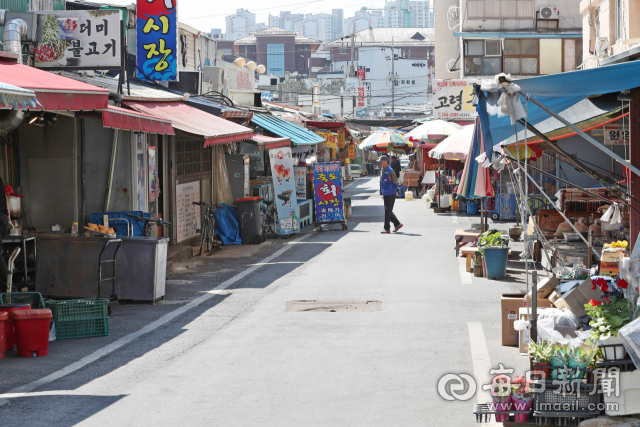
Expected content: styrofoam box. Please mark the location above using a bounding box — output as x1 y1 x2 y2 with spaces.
604 370 640 416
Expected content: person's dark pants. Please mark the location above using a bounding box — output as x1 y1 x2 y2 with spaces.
0 214 9 291
383 195 400 231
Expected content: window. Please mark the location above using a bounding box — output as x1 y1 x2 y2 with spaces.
176 136 211 178
562 38 583 71
615 0 624 41
270 78 278 85
267 43 285 76
503 39 538 75
464 39 503 76
401 80 405 84
412 80 416 84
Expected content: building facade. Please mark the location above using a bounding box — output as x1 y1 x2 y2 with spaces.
225 8 257 41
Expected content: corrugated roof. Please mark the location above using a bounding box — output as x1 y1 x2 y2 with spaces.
235 27 321 45
61 72 184 102
185 96 247 117
322 28 434 50
251 113 325 146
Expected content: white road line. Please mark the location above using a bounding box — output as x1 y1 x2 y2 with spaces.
0 233 312 406
467 322 500 426
458 257 472 285
452 214 459 224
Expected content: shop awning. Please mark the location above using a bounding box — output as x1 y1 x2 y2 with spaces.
251 113 325 146
250 133 291 149
122 101 253 146
305 121 345 129
0 81 39 109
102 106 175 135
0 60 109 111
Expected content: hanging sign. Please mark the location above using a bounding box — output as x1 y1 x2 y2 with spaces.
348 143 355 160
313 162 344 223
337 129 345 148
433 79 478 119
357 66 366 81
357 85 368 108
268 147 299 234
604 125 629 145
294 167 307 199
137 0 178 81
35 10 122 69
316 131 336 149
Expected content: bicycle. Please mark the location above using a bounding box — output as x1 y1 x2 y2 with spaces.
261 200 278 235
126 214 172 237
193 201 224 255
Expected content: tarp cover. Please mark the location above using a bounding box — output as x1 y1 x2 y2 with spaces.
215 203 242 245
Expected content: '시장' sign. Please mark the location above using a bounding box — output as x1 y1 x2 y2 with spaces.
137 0 178 81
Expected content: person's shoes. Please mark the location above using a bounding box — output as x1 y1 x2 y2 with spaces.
393 224 404 233
381 230 391 234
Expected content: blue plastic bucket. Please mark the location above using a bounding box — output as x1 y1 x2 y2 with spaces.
483 247 509 280
467 201 479 215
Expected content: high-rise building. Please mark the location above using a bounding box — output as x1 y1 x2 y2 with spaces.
295 13 334 41
345 9 384 34
225 9 257 41
331 9 344 39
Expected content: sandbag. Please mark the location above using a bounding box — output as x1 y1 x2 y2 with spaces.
574 219 588 233
214 203 242 245
554 221 574 237
589 223 601 236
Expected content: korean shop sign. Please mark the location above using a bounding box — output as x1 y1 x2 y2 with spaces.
137 0 178 81
313 162 344 224
337 129 345 149
35 10 121 69
432 79 477 119
604 125 629 145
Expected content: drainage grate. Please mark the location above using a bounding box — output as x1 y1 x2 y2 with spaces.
285 300 383 312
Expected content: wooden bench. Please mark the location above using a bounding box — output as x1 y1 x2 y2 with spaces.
460 246 513 272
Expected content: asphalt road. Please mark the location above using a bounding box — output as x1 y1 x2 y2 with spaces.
0 176 531 426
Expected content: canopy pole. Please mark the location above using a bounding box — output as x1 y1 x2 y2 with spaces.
520 92 640 178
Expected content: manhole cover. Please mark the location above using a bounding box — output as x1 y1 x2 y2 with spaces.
285 300 383 312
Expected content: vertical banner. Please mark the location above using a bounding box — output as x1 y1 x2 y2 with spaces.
313 162 344 223
357 65 366 81
337 129 345 148
294 167 307 199
137 0 178 81
348 143 355 160
269 147 299 234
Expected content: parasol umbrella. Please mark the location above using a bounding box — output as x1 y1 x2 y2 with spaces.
457 117 495 199
429 124 475 160
404 119 463 142
359 129 409 151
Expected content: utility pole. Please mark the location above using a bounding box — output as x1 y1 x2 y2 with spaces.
349 20 356 77
391 37 395 117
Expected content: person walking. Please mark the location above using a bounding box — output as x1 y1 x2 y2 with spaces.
390 155 401 178
379 156 403 234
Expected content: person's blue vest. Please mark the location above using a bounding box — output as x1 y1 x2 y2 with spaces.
380 165 398 196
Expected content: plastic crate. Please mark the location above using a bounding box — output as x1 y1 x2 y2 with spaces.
0 292 45 309
46 299 109 340
533 382 600 426
473 403 532 423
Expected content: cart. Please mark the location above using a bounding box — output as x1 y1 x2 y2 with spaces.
98 239 122 315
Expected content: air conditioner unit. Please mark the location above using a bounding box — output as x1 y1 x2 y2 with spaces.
202 66 225 92
595 37 610 58
539 6 559 19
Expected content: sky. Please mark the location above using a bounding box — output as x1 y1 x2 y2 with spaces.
105 0 388 34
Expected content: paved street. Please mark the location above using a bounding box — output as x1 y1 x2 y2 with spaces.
1 176 531 426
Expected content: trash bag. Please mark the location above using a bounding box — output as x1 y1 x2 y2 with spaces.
619 317 640 371
538 308 580 338
214 203 241 246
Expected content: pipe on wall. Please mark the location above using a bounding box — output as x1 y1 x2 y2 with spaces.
3 18 28 63
0 110 24 135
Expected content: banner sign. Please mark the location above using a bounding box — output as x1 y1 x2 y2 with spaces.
604 125 629 145
337 129 345 148
433 79 477 119
268 147 299 234
137 0 178 81
355 108 367 118
357 85 367 108
313 162 344 223
316 131 336 149
35 10 122 69
348 143 355 160
357 66 366 81
294 167 306 199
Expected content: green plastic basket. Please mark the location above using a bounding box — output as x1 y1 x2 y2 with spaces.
46 299 109 339
0 292 46 309
54 318 109 340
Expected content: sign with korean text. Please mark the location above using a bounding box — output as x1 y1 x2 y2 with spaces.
316 131 336 149
591 128 604 137
433 79 478 119
313 162 344 223
268 147 299 234
357 66 366 81
337 129 345 148
348 143 355 160
604 125 629 145
294 167 307 199
175 181 200 242
355 108 367 118
357 85 368 108
137 0 178 81
35 10 121 69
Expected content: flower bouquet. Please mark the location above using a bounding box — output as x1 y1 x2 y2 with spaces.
567 336 598 379
510 375 534 422
550 341 570 381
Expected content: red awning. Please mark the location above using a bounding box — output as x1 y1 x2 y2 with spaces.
250 133 291 149
305 121 345 129
102 106 174 135
122 101 253 146
0 60 109 111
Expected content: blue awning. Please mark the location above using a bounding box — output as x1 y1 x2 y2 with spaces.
251 113 325 146
477 60 640 151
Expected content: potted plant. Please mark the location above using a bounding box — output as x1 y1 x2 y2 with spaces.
478 230 510 280
490 377 512 423
549 341 570 381
567 337 598 379
510 375 534 422
528 339 553 378
585 295 634 360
